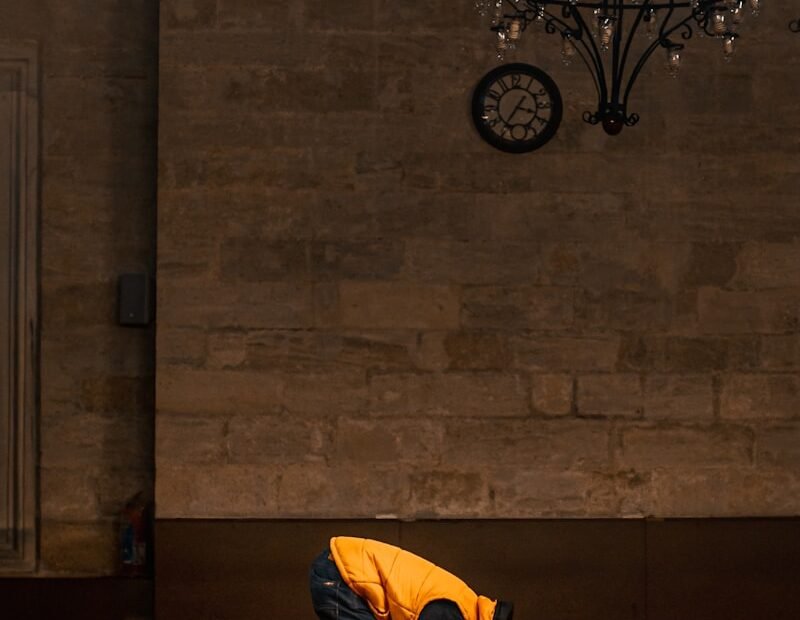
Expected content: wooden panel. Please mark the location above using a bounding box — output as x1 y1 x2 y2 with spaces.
156 520 400 620
0 578 152 620
156 519 645 620
647 519 800 620
400 520 646 620
0 40 39 574
156 518 800 620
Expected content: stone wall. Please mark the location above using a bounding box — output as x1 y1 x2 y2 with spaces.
157 2 800 518
1 1 158 573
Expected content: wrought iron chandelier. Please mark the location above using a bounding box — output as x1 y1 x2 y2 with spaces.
475 1 764 135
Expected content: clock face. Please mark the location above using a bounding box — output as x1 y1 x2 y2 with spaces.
471 63 563 154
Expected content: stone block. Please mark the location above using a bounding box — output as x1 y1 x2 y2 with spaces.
159 64 377 115
280 368 369 415
512 334 620 372
644 375 714 420
157 465 280 518
159 187 313 241
304 0 375 30
161 31 296 68
760 335 800 370
41 410 152 469
220 238 309 282
720 374 800 420
310 240 405 280
757 423 800 467
156 414 227 464
440 418 610 470
413 331 451 372
443 330 512 371
616 334 657 372
733 242 800 289
217 0 290 29
629 194 798 243
697 287 800 334
46 76 151 121
575 239 686 292
206 330 247 370
45 282 115 328
309 190 462 240
618 468 800 517
227 414 330 464
375 0 475 32
338 281 459 329
157 368 283 415
162 0 217 29
681 242 739 287
157 367 367 417
462 286 574 329
402 239 542 285
41 327 152 376
157 282 315 329
40 521 118 574
156 326 207 368
40 468 101 522
158 147 332 191
79 375 153 415
368 372 529 417
45 115 153 157
541 243 582 285
620 334 760 373
276 465 409 517
531 374 574 416
490 469 618 517
659 336 759 372
353 154 404 186
244 329 416 372
576 289 673 331
459 192 631 244
407 471 490 518
332 417 444 466
377 31 480 76
619 425 753 470
313 282 341 328
44 42 155 80
577 374 643 418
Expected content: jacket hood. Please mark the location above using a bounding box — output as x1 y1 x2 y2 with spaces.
477 595 497 620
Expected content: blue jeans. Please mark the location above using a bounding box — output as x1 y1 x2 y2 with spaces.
309 549 374 620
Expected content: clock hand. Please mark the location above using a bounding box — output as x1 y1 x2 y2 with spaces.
506 95 527 123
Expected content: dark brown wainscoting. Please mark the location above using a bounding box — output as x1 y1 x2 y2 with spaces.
0 577 152 619
155 518 800 620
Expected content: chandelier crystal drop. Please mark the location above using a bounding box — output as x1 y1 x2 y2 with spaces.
475 0 763 135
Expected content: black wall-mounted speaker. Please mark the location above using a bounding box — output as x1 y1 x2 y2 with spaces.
118 273 152 327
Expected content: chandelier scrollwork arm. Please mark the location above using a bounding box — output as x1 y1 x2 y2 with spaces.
475 0 764 134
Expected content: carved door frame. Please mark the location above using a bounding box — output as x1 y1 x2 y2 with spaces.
0 40 39 573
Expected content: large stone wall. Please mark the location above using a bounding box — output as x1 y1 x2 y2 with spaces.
157 2 800 518
1 1 157 573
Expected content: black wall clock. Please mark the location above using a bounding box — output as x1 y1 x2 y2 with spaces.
471 63 563 154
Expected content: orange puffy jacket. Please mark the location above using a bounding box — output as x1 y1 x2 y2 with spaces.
329 536 498 620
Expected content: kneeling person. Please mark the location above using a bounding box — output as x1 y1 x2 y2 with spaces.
309 536 514 620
